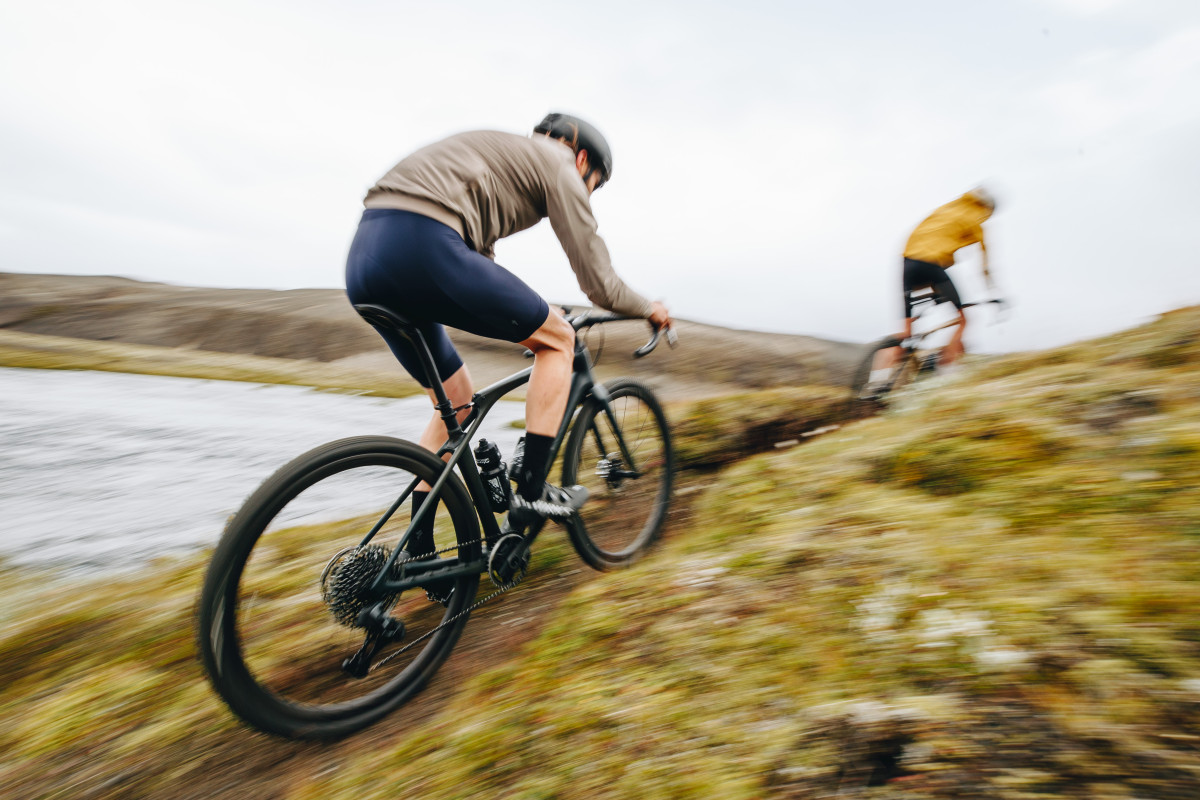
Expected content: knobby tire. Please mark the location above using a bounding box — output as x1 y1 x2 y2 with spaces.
561 378 674 570
197 436 481 740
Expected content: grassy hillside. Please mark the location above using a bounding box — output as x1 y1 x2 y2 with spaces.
0 271 863 399
2 307 1198 799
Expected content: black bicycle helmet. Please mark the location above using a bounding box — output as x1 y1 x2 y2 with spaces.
534 112 613 187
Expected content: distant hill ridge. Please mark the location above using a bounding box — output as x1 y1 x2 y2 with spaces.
0 272 862 398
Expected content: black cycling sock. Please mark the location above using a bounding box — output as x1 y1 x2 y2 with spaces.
516 433 553 501
406 490 436 557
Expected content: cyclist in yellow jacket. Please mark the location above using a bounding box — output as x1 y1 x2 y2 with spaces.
894 188 997 367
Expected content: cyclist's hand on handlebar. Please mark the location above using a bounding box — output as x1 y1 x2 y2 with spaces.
631 302 677 358
649 301 678 351
648 301 672 331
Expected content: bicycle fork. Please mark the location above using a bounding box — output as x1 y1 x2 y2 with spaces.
587 383 643 485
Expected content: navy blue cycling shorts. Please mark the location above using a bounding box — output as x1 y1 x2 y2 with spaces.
345 209 550 388
902 257 962 318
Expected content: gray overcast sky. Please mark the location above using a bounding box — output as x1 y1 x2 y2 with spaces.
2 0 1198 352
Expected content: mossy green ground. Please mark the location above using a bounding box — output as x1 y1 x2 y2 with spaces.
3 308 1199 799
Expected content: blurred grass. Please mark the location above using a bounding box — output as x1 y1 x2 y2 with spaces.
298 306 1200 799
669 385 847 469
3 306 1200 798
0 558 235 799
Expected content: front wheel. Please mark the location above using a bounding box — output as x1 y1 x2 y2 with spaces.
561 379 674 570
196 436 481 740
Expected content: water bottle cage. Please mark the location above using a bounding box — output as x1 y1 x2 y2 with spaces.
473 438 512 514
484 461 511 513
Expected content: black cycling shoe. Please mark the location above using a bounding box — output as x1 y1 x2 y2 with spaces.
508 483 589 529
858 382 887 401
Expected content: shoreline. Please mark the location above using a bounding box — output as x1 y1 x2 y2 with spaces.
0 329 427 398
0 271 866 401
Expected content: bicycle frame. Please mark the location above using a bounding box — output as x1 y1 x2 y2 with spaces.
903 295 1004 352
855 294 1007 404
352 305 656 596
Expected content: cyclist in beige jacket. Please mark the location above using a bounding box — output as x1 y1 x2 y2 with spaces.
346 113 670 551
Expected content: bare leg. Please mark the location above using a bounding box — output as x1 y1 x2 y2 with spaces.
939 309 967 366
876 317 914 371
407 366 473 592
519 308 576 437
505 309 577 502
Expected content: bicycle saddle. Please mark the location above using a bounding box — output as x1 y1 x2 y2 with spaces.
353 304 417 333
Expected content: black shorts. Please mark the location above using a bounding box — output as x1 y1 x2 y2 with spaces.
345 209 550 387
902 257 962 318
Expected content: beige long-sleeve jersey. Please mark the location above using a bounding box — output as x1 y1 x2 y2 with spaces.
363 130 652 318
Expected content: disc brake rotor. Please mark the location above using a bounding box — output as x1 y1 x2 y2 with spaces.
597 452 627 490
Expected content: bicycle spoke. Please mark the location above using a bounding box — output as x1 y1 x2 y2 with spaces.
358 473 421 547
561 379 674 570
198 437 482 740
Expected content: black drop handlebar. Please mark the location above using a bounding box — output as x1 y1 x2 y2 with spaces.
521 309 678 359
565 308 678 359
962 298 1007 309
634 324 679 358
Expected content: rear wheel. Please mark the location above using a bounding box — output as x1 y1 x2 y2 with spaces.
561 379 674 570
197 436 481 740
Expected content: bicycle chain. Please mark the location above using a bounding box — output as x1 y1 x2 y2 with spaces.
369 537 523 673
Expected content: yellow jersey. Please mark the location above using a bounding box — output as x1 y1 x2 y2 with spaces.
903 194 992 268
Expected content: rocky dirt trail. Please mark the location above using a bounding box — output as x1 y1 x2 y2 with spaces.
94 473 716 800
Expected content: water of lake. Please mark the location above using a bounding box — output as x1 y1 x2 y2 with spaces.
0 368 524 572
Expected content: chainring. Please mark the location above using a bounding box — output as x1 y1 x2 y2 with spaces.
487 533 530 586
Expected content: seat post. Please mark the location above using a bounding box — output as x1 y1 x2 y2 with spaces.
352 303 467 438
414 337 463 436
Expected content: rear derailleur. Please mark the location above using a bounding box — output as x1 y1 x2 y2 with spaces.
342 602 405 678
